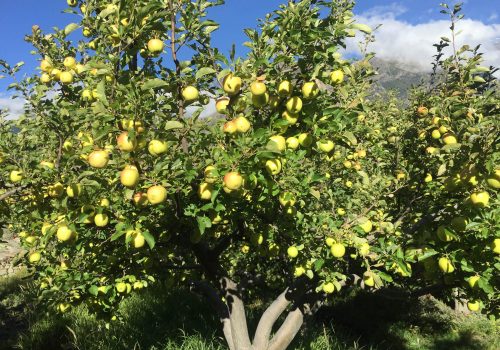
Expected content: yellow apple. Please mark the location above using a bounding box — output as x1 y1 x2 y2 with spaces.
278 80 292 96
337 208 346 216
63 56 76 69
467 300 480 312
302 81 319 99
223 172 243 191
359 219 373 233
269 135 286 152
88 150 109 168
216 97 230 114
317 140 334 153
147 185 167 204
81 89 93 101
437 226 453 242
117 132 136 152
442 133 457 145
40 73 51 83
147 38 164 53
359 243 370 256
331 243 346 258
28 252 41 264
492 238 500 254
234 116 251 133
287 246 299 258
286 137 299 150
431 129 441 139
282 110 299 124
47 182 64 198
94 213 109 227
66 184 82 198
468 275 480 288
223 73 242 95
67 0 77 7
363 272 375 287
330 70 344 84
252 92 269 107
10 170 24 183
450 216 468 232
204 165 218 184
426 147 438 155
148 140 168 156
100 198 110 207
470 191 489 207
265 159 282 175
40 161 55 169
223 120 237 134
417 106 428 117
298 133 312 147
279 192 296 207
75 63 85 74
50 68 61 80
126 230 145 248
294 266 306 277
438 257 454 273
120 165 140 188
285 96 303 113
59 71 74 84
182 86 199 102
198 182 213 201
323 282 335 294
250 81 267 96
82 27 91 37
40 59 52 72
424 173 433 182
132 192 148 206
57 225 74 242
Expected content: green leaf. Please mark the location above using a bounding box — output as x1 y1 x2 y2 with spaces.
195 67 216 80
141 78 169 90
141 230 155 249
110 230 126 241
165 120 184 130
343 131 358 146
196 216 212 235
88 285 99 296
351 23 372 34
64 23 80 36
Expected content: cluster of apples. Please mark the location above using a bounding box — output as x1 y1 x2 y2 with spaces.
39 56 84 85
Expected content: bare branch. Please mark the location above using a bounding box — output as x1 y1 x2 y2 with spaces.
221 277 252 350
0 185 27 201
268 306 305 350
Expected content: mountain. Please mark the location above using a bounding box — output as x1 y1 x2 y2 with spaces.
371 58 430 97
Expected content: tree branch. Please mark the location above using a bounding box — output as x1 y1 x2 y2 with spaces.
268 306 305 350
0 185 27 201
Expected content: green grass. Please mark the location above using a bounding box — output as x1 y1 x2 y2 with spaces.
1 271 499 350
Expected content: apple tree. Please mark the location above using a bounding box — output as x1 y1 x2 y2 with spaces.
0 1 498 349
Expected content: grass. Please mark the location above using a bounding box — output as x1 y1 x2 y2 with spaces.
1 270 499 350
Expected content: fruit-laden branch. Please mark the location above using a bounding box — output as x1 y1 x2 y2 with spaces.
0 185 27 201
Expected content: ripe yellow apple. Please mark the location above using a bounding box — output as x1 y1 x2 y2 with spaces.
468 275 480 288
286 137 299 150
10 170 24 183
82 27 91 37
486 170 500 189
88 150 109 168
337 208 346 216
285 96 303 114
363 272 375 287
265 159 282 175
59 71 74 84
470 191 489 207
67 0 77 6
424 173 433 183
432 116 441 125
287 246 299 258
28 252 41 264
47 182 64 198
294 266 306 277
94 213 109 227
117 132 136 152
442 133 457 145
216 97 230 114
437 225 453 242
132 192 148 206
330 70 344 84
282 110 299 124
417 106 428 117
325 237 335 247
241 245 250 254
50 68 61 81
224 172 243 191
317 140 334 153
323 282 335 294
298 133 312 147
147 38 164 53
115 282 127 293
100 198 110 207
25 236 37 245
198 182 213 201
40 59 52 72
120 165 140 188
204 165 218 184
81 89 94 101
147 185 167 204
223 73 242 95
439 125 448 134
269 135 286 152
491 238 500 254
467 300 480 312
133 281 144 290
431 129 441 139
279 192 296 207
234 116 251 133
182 86 199 102
75 63 85 74
278 80 292 96
359 219 373 233
63 56 76 69
66 184 81 198
357 149 367 158
40 73 51 83
131 232 145 248
438 257 454 273
148 140 168 156
57 225 74 242
426 147 437 155
40 161 55 169
252 92 269 107
250 81 267 96
302 81 319 99
223 120 237 134
359 243 370 256
331 243 345 258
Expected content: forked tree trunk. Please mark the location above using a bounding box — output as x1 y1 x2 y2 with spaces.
194 277 312 350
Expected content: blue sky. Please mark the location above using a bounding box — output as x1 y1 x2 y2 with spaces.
0 0 498 95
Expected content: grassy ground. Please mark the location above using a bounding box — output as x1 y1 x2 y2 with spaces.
1 271 498 350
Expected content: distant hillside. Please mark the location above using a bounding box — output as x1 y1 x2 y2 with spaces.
371 58 430 97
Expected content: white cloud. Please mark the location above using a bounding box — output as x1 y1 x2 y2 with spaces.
347 12 500 74
360 2 407 19
0 94 25 120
